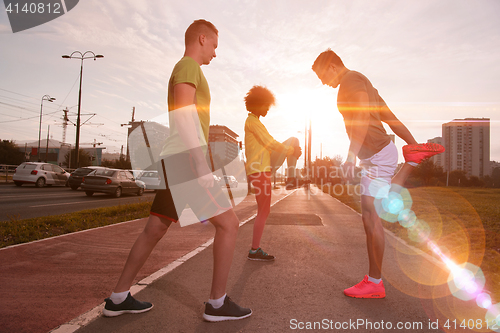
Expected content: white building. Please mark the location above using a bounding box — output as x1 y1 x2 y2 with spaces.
427 137 444 168
442 118 490 178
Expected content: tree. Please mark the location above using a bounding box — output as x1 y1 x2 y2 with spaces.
101 155 131 169
0 140 25 165
311 155 357 185
409 159 445 186
490 167 500 188
448 169 468 187
63 149 92 169
468 175 484 187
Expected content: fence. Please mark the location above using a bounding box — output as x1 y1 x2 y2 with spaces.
0 164 18 183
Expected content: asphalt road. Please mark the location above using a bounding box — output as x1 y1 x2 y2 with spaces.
0 184 156 221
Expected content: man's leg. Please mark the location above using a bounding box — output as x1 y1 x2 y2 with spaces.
390 163 415 192
208 208 240 299
392 142 445 192
114 214 172 293
103 214 172 316
343 194 386 299
202 207 252 322
361 195 385 279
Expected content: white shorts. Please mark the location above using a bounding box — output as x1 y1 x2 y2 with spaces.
359 141 398 197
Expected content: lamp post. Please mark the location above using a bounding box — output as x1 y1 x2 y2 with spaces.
38 95 55 161
62 51 103 168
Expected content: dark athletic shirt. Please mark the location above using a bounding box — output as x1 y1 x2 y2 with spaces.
337 70 391 159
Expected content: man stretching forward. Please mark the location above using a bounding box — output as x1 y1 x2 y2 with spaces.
103 20 251 322
312 49 443 298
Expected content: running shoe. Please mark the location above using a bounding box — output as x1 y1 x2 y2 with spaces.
247 247 275 261
343 275 386 299
402 143 445 164
103 292 153 317
203 295 252 322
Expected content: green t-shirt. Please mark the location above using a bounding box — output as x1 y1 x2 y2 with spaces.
162 56 211 156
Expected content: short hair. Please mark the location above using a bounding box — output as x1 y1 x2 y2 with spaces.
185 19 218 46
312 49 345 73
244 86 276 112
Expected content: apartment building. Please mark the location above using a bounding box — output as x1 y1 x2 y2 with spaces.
208 125 240 167
427 136 444 168
442 118 490 178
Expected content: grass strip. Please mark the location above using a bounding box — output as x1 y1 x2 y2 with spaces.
1 199 153 248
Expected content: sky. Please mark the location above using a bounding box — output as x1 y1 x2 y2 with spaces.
1 0 500 167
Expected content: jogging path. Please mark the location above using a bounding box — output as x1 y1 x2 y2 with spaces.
3 186 481 332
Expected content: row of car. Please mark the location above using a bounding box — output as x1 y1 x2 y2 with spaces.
12 162 150 198
11 162 238 198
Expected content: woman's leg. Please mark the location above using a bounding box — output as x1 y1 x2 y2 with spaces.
248 172 272 249
270 137 300 180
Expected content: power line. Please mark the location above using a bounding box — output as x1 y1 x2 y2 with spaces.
0 101 39 113
0 115 40 123
0 109 60 124
0 88 40 101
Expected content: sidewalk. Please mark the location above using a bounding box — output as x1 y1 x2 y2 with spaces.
3 186 484 332
0 187 289 333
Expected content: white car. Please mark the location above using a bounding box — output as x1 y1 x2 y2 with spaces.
137 170 162 190
13 162 70 187
221 175 238 188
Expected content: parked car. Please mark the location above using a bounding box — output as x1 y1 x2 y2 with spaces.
68 166 106 190
137 170 162 190
81 168 145 197
13 162 70 188
220 175 238 188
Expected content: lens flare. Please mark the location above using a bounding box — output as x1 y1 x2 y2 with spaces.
476 293 492 309
370 179 390 199
485 303 500 333
398 209 417 228
447 263 485 301
376 186 495 331
382 192 404 215
375 185 414 223
408 219 431 243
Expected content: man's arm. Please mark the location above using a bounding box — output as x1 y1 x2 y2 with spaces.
379 104 418 145
172 83 214 188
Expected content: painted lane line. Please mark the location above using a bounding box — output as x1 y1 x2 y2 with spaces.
30 201 97 208
50 189 298 333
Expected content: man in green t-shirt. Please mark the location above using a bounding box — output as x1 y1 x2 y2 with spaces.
312 49 444 299
103 19 252 322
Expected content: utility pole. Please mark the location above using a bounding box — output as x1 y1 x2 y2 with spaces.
92 139 103 165
308 119 312 180
62 108 69 144
45 125 50 162
121 107 143 162
304 123 307 170
62 51 104 168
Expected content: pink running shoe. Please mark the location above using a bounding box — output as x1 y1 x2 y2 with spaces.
344 275 386 298
402 143 445 164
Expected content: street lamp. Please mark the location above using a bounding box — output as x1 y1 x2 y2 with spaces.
38 95 55 161
62 51 103 168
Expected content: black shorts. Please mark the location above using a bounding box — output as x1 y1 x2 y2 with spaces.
150 153 231 223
